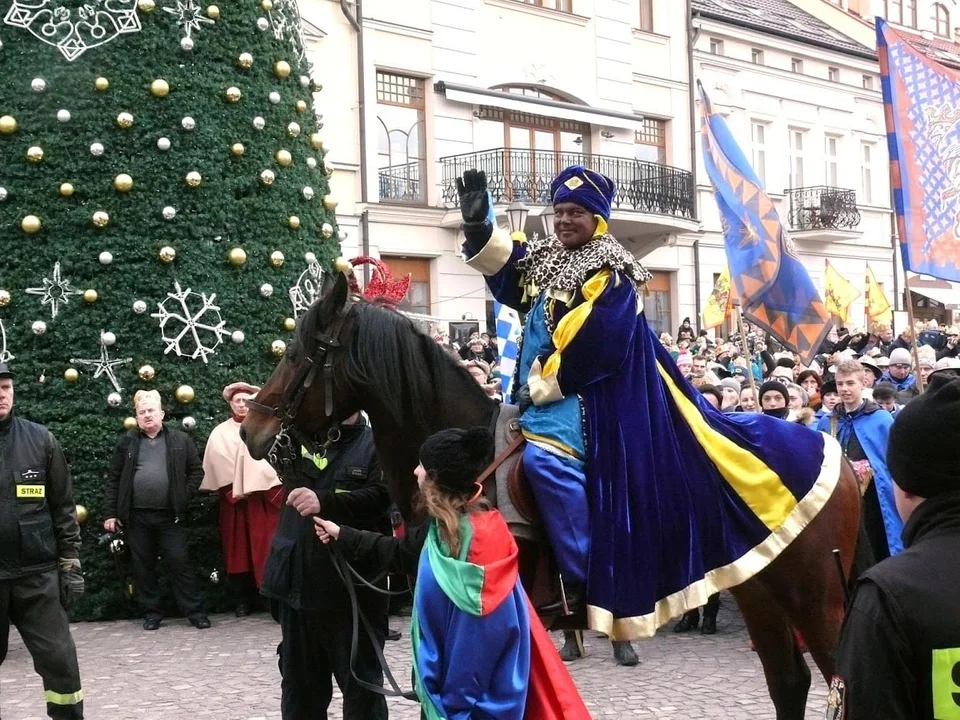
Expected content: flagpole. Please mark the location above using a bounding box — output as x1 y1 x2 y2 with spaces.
736 307 759 400
903 275 925 393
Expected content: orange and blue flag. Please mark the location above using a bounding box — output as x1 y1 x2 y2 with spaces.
697 82 831 364
877 18 960 282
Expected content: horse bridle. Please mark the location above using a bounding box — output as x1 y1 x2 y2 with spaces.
245 302 352 480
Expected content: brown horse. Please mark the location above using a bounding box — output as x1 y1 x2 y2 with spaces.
241 272 862 720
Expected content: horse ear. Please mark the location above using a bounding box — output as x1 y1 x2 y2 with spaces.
319 270 350 321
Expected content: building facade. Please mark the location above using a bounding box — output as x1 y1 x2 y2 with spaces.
301 0 698 337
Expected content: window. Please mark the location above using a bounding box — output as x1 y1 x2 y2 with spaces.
825 135 840 186
885 0 917 28
376 71 426 203
381 256 431 315
791 57 803 73
751 48 764 64
932 3 950 37
645 271 672 337
709 38 724 55
639 0 653 31
828 66 840 82
517 0 573 10
788 128 806 188
862 74 874 90
750 121 768 187
861 141 875 204
635 118 667 164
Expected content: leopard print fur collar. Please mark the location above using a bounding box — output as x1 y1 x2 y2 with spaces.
516 233 652 295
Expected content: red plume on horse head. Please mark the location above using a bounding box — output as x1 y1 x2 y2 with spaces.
343 256 411 308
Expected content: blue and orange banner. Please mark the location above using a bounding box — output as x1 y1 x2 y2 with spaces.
697 82 832 364
878 18 960 282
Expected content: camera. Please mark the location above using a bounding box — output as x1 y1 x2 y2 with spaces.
97 529 126 555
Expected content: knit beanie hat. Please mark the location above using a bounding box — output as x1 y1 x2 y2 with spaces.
419 427 494 496
719 377 741 394
887 374 960 498
758 380 790 406
889 347 912 366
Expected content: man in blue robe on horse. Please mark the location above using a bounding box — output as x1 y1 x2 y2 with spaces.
458 166 843 641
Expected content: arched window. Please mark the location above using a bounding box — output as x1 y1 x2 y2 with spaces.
932 3 950 37
885 0 918 28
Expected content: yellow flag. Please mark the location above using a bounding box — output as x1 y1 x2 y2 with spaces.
702 266 734 330
865 264 893 326
824 260 860 324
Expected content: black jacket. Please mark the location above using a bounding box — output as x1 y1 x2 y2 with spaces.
102 426 204 524
832 491 960 720
0 414 81 580
260 421 391 612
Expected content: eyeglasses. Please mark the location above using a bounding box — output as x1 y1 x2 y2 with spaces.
890 363 911 370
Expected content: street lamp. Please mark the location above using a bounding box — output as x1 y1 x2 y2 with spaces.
540 206 555 237
506 200 529 234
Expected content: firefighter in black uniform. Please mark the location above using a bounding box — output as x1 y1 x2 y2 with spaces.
260 412 393 720
828 372 960 720
0 362 84 719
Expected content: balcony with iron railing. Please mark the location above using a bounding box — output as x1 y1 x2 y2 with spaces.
439 148 696 221
378 161 423 203
786 186 861 234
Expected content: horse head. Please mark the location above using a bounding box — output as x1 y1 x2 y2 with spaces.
241 271 357 461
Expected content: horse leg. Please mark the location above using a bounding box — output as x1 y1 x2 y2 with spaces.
731 578 810 720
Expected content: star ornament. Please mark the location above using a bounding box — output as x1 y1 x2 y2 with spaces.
163 0 214 41
25 262 83 320
70 334 132 394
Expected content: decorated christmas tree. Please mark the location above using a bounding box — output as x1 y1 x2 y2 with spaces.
0 0 339 618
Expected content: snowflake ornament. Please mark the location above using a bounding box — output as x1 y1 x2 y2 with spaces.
266 0 307 64
289 260 324 318
152 281 233 363
163 0 213 46
0 319 14 364
70 333 132 394
4 0 142 61
26 262 83 320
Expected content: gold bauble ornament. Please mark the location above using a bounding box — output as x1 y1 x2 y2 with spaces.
334 257 353 274
288 215 301 229
21 215 41 234
76 504 89 525
287 122 301 137
123 416 138 430
64 368 79 382
83 289 99 303
309 133 323 150
270 340 287 357
0 290 10 307
138 0 156 11
259 169 275 185
237 52 254 69
269 250 285 268
158 246 176 263
116 112 134 128
231 142 245 157
151 79 170 97
322 195 338 211
26 146 44 163
95 77 110 92
175 385 195 403
225 86 242 103
274 60 291 78
0 115 17 135
91 211 109 228
228 247 247 266
206 4 220 19
282 317 296 331
275 149 292 167
295 99 307 112
113 174 133 192
138 365 156 381
59 182 75 197
185 171 202 187
261 0 273 9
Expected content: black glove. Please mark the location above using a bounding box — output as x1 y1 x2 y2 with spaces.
59 559 84 609
456 169 490 229
513 385 533 414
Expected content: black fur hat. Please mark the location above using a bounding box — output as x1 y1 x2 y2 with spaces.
419 427 494 496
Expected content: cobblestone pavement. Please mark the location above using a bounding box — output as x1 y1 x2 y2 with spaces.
1 597 828 719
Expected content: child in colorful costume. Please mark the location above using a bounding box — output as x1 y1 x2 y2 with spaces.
314 428 590 720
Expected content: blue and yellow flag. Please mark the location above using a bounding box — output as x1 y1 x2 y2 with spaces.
877 18 960 282
697 82 831 364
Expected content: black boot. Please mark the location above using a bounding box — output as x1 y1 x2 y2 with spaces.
701 594 720 635
674 609 700 633
559 631 582 662
612 641 640 667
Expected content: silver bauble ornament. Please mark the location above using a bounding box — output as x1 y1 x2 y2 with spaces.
253 116 265 130
180 36 194 51
257 17 269 30
31 78 46 92
31 320 47 335
269 91 281 104
57 109 71 123
307 157 317 169
182 416 197 430
302 186 314 200
90 142 105 157
260 283 274 297
304 251 317 264
162 206 177 220
181 116 196 130
157 137 171 151
101 331 117 346
0 187 7 201
231 330 245 343
99 251 114 265
300 75 310 88
133 300 147 314
107 392 122 407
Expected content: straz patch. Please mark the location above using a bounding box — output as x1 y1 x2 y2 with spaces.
16 484 46 500
932 647 960 720
824 675 845 720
